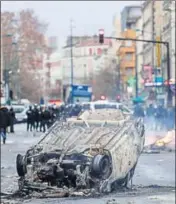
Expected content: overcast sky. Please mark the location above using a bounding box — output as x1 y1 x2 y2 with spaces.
2 1 141 47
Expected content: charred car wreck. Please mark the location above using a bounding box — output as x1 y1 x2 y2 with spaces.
16 109 145 197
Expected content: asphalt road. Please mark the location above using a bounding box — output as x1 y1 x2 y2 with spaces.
1 124 175 204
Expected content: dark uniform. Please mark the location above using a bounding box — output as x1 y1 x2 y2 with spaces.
133 104 145 118
41 108 50 132
155 105 167 130
0 107 11 144
9 107 15 133
33 106 39 131
166 106 175 131
38 107 43 132
26 106 34 131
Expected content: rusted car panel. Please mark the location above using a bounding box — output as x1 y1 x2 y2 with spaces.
16 109 145 194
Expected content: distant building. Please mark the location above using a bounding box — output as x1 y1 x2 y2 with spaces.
42 51 63 100
162 0 175 80
142 0 163 71
61 36 112 85
135 16 144 91
117 29 136 95
121 5 142 32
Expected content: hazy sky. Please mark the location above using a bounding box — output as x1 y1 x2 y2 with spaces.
2 1 140 47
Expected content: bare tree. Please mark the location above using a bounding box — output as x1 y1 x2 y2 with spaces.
84 57 119 100
1 10 48 103
92 67 117 99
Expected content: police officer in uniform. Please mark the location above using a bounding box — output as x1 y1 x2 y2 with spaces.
26 106 34 131
9 107 16 133
33 104 39 131
38 106 43 132
0 107 11 144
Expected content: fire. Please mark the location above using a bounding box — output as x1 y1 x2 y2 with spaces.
154 130 175 147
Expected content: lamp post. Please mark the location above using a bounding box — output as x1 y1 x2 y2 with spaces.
70 19 74 104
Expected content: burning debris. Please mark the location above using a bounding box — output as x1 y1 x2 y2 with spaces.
143 130 175 153
15 109 145 198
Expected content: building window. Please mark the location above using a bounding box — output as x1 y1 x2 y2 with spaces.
125 41 132 47
125 67 133 76
89 48 92 55
97 48 102 55
125 52 133 61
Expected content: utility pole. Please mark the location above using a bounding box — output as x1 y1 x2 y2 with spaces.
152 0 157 99
70 19 74 104
135 42 138 98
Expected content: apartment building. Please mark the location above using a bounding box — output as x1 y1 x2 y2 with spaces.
121 5 142 32
135 16 144 91
61 36 112 85
142 0 163 74
117 29 136 94
162 0 175 80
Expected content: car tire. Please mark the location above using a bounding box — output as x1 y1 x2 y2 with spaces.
91 154 112 178
16 154 26 177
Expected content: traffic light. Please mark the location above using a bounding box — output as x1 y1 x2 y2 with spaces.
99 29 104 44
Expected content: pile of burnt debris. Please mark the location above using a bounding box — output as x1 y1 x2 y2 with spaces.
143 130 175 154
1 183 175 202
1 178 101 200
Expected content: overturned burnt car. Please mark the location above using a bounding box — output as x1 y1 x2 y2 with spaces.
16 109 145 195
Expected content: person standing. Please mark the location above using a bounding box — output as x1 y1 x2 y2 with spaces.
133 103 145 118
40 106 50 132
155 104 167 131
38 106 43 132
26 106 34 131
33 105 39 131
166 105 175 131
146 104 156 130
9 107 16 133
0 107 11 144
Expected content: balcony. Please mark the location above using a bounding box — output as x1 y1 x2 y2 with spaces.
118 46 135 55
120 60 135 68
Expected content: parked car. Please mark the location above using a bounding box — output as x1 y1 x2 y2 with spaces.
13 105 28 123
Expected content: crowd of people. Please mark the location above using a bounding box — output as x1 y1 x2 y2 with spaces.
0 103 83 144
25 103 82 132
133 103 175 131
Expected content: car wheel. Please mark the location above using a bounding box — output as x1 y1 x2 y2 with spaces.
91 154 112 179
16 154 26 177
